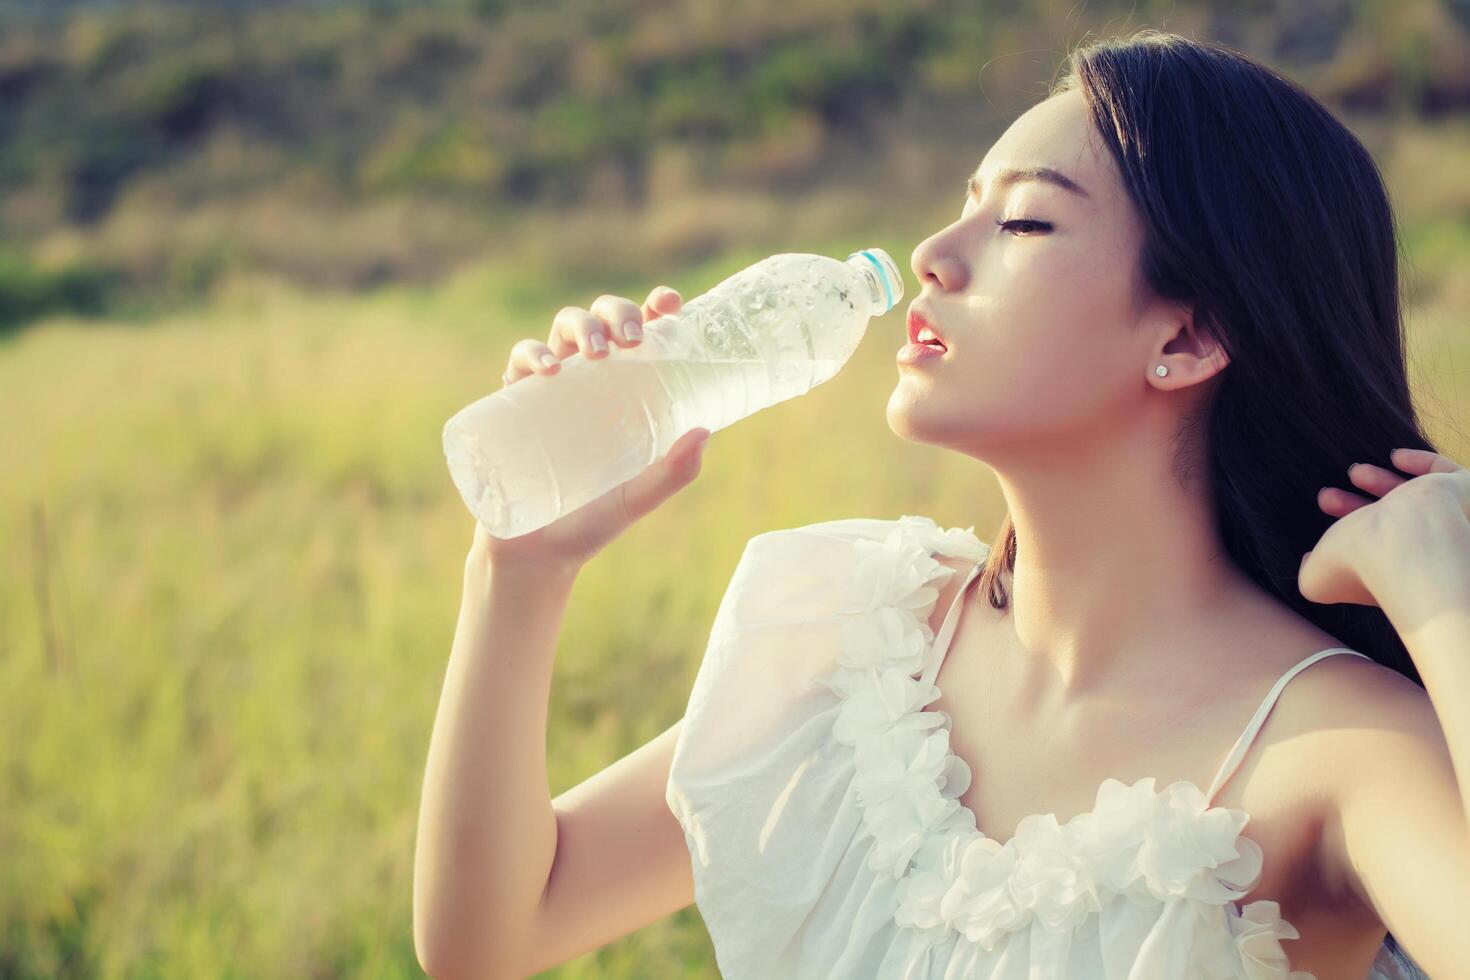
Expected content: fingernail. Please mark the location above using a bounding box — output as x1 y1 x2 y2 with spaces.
591 332 607 352
540 353 557 368
624 319 642 340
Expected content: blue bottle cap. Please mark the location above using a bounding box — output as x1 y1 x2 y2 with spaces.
848 247 904 315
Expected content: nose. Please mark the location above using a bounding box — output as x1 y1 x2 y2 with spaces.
911 230 970 294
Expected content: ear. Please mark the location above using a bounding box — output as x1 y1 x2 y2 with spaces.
1154 300 1229 383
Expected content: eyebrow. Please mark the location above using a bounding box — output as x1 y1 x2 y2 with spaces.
968 166 1091 200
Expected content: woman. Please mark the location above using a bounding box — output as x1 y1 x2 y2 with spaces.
414 29 1460 979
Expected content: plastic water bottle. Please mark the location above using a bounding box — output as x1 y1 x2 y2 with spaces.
443 247 904 538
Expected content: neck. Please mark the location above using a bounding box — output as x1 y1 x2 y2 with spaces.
988 426 1254 700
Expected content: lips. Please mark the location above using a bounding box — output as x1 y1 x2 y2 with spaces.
907 308 947 349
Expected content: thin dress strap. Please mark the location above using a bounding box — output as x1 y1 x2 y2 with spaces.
1204 646 1375 803
918 559 986 688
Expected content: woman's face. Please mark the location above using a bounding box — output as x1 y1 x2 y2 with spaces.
891 87 1188 460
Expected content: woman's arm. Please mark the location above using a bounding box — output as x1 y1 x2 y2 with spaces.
1383 575 1470 835
1318 567 1470 977
413 547 697 980
413 553 580 978
1301 448 1470 975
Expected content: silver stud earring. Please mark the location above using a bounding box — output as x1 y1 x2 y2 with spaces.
1154 364 1169 377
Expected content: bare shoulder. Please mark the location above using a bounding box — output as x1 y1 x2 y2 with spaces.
1217 629 1438 795
926 552 987 636
1210 587 1431 740
1280 646 1445 817
1277 643 1462 941
1285 648 1433 732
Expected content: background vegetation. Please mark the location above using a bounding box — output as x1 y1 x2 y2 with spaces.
3 0 1468 976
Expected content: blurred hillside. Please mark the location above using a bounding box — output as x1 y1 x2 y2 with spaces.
1 0 1468 329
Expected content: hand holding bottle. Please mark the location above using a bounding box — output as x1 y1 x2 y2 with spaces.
469 285 711 572
445 247 902 543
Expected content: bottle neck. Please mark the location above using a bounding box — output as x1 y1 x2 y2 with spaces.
846 250 900 316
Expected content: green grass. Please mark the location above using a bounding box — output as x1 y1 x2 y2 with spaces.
3 225 1469 977
0 238 1008 978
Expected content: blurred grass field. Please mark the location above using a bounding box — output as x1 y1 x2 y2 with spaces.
3 15 1470 977
0 225 1040 979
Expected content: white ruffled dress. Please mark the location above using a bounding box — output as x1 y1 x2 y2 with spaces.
664 515 1429 979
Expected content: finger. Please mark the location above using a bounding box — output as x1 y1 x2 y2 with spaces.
1317 485 1376 517
641 286 682 323
1390 447 1465 475
616 427 710 525
1346 462 1408 499
588 294 647 348
1298 548 1377 607
550 306 611 360
506 338 563 384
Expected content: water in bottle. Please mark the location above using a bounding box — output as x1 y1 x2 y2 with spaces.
443 247 904 538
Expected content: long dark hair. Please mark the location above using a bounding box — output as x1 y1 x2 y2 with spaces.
972 28 1436 969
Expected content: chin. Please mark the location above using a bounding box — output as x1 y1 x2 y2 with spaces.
885 392 950 446
886 394 1003 460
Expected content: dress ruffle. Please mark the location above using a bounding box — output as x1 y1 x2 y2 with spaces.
819 514 1315 978
665 515 1367 978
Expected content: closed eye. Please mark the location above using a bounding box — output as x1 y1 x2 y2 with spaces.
995 217 1052 235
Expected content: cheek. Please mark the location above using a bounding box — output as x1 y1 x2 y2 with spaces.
966 336 1120 442
975 257 1123 395
892 262 1138 445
